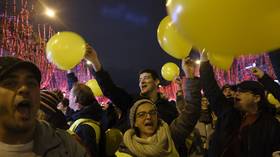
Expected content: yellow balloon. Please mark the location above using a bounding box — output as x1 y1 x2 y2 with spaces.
208 53 234 70
46 31 86 70
167 0 280 56
157 16 192 59
161 62 180 81
86 79 103 97
267 93 280 107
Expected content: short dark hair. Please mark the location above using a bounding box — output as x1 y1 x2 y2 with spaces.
71 83 97 106
139 69 159 80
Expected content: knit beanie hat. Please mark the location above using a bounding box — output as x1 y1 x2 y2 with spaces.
129 98 157 128
40 90 68 129
40 90 63 113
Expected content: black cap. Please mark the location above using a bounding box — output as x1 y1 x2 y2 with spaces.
237 81 265 97
0 56 41 83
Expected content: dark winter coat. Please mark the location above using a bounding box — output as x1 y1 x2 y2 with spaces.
200 61 280 157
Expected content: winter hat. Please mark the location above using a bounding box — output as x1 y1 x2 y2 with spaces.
129 98 157 128
40 90 63 113
40 90 68 129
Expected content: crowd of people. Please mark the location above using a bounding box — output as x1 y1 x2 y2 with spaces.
0 45 279 157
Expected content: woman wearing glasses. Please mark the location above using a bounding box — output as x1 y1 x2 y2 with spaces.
116 74 202 157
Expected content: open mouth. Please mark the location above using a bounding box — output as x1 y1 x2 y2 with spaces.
16 100 31 108
235 98 240 102
144 122 153 127
141 84 148 89
15 100 32 120
226 94 232 97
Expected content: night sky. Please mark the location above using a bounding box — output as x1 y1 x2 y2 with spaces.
2 0 279 92
38 0 181 93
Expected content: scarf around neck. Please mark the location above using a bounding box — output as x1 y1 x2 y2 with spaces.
123 120 179 157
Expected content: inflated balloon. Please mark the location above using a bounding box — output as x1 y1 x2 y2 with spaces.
46 31 86 70
157 16 192 59
208 53 234 70
86 79 103 97
161 62 180 81
167 0 280 56
267 93 280 107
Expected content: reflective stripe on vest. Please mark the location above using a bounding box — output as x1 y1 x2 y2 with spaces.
68 118 101 144
115 150 133 157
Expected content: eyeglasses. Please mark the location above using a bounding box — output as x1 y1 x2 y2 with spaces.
136 110 157 119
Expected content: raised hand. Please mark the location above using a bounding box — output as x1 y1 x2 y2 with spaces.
84 44 102 71
200 50 209 62
182 57 195 79
174 76 183 91
251 67 264 79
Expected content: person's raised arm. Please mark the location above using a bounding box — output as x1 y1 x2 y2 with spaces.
67 70 78 91
170 58 201 146
199 51 232 117
251 67 280 101
84 44 133 112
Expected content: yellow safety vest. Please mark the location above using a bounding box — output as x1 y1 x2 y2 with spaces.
68 118 101 144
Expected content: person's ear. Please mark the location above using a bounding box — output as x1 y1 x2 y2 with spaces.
75 96 79 103
253 95 261 104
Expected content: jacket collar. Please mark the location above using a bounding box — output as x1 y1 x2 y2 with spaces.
71 104 103 121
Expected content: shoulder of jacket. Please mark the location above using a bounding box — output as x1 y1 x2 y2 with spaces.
55 128 89 156
34 121 87 157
